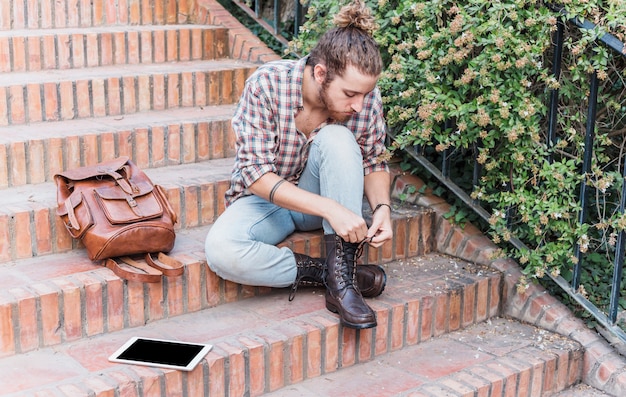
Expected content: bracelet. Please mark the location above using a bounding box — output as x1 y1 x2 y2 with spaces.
373 203 392 214
269 179 286 203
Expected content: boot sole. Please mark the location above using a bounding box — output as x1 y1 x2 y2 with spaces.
325 303 377 329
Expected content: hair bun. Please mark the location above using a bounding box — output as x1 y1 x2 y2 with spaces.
333 0 378 36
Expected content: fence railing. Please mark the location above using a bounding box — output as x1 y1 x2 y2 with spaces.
228 0 626 343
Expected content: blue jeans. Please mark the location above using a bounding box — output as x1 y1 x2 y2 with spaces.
205 125 364 287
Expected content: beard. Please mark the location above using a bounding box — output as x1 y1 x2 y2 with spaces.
318 85 354 123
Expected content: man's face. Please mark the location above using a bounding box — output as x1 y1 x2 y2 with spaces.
317 64 379 122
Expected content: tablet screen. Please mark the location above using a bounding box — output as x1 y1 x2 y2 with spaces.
109 337 212 371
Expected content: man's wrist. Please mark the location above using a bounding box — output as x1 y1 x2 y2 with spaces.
372 203 392 214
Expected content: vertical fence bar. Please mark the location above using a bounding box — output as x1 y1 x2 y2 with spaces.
608 155 626 323
273 0 280 34
547 20 565 164
572 70 600 290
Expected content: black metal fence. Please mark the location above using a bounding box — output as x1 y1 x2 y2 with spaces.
229 0 626 342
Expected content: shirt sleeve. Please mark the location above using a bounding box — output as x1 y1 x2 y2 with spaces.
231 74 278 188
359 87 389 175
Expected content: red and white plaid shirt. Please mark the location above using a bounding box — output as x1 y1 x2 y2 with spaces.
225 56 388 206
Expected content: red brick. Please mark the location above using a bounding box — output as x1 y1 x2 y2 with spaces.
185 260 203 312
185 364 206 397
56 34 71 69
150 125 166 167
151 74 165 110
238 337 265 396
194 70 207 106
164 370 183 397
462 281 477 327
167 124 181 164
0 294 16 356
91 79 106 117
0 37 9 72
126 366 162 396
71 33 85 68
183 185 199 228
11 287 38 352
166 29 177 61
99 273 124 332
65 135 82 170
141 0 154 24
59 81 75 120
134 127 150 168
81 134 98 167
167 73 180 108
126 280 146 327
449 288 461 332
12 209 32 259
75 80 91 118
0 145 7 189
113 32 126 64
27 35 42 70
146 278 165 321
219 342 246 396
122 76 137 113
207 71 220 105
31 283 61 347
127 31 139 64
42 82 59 121
33 204 52 255
128 0 141 24
12 36 26 71
391 303 404 351
74 273 104 336
140 30 153 63
9 85 26 124
45 137 63 180
67 0 80 26
433 292 447 336
137 75 152 112
106 77 122 116
475 277 489 322
209 120 225 159
166 274 185 317
206 351 226 396
181 72 194 107
178 123 195 163
179 29 191 61
197 122 210 161
26 83 43 122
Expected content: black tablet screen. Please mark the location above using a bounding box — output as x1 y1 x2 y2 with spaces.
117 338 206 366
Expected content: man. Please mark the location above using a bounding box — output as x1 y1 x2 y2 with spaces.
205 0 392 329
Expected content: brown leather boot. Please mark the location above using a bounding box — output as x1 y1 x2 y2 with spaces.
290 254 386 298
323 234 377 329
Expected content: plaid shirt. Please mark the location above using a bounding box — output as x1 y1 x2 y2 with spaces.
225 56 388 206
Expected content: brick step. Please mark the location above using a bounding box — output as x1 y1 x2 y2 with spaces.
0 199 433 358
0 158 235 262
0 104 237 188
0 254 513 396
0 59 256 126
262 318 583 397
0 24 229 73
0 0 195 30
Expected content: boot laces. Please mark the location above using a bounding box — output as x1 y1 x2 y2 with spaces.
289 257 324 301
335 238 368 289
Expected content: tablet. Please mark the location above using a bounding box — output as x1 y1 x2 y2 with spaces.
108 337 212 371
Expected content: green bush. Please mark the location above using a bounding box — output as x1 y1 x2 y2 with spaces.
291 0 626 316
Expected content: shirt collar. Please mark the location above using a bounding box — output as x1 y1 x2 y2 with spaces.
291 56 308 115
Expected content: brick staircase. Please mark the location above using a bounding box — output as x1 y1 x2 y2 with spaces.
0 0 625 396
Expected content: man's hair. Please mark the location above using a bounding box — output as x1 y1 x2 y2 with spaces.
306 0 382 84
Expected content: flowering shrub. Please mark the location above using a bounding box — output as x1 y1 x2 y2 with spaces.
291 0 626 314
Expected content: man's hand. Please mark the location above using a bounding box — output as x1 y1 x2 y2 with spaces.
366 204 393 247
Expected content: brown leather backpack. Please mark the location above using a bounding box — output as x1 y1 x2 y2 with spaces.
55 157 182 282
